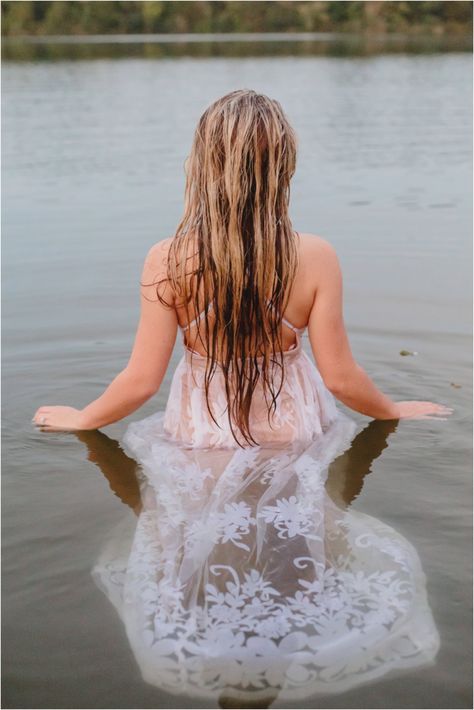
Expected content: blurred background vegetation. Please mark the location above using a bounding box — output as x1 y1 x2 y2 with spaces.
2 0 472 37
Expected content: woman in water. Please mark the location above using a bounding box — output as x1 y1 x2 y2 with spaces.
32 90 451 705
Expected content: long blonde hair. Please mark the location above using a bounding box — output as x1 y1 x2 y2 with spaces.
158 89 299 446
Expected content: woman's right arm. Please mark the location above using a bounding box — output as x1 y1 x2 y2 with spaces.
307 238 452 420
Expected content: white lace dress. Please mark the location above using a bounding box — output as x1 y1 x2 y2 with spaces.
92 318 440 705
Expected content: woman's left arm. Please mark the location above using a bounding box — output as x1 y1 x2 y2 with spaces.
32 240 177 432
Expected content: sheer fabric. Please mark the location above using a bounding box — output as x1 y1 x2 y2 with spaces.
92 329 440 704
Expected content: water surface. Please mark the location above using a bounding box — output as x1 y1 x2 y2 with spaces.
2 37 472 709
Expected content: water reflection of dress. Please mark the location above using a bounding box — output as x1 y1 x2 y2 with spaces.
92 311 440 705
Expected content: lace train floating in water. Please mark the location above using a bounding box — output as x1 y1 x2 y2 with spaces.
92 337 440 703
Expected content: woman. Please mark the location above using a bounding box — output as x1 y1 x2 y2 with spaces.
33 90 451 704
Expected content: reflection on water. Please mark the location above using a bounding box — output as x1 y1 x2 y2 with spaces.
76 430 143 516
2 31 472 62
77 418 400 514
78 419 440 708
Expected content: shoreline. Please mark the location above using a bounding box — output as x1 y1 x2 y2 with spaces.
3 30 473 44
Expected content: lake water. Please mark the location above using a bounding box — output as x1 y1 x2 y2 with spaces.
2 35 472 709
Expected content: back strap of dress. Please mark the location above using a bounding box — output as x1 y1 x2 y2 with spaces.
181 301 214 332
268 298 305 334
181 298 304 333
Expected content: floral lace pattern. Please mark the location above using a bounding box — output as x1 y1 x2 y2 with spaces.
92 341 440 703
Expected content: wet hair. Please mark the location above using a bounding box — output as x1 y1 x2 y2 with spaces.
155 89 298 447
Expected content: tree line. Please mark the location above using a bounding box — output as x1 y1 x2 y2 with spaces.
2 1 472 37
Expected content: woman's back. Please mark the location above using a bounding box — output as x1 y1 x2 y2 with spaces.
141 231 338 448
164 310 338 450
173 231 319 359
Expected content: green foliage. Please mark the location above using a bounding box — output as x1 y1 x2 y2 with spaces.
1 0 472 37
141 1 165 33
327 1 364 27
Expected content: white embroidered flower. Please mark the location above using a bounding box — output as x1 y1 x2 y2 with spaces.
259 496 320 539
191 655 244 686
184 628 246 658
204 584 226 606
208 602 245 625
241 569 279 599
256 615 292 639
249 596 276 615
298 578 324 596
216 501 256 550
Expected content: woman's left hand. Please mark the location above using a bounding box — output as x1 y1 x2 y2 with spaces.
32 406 87 432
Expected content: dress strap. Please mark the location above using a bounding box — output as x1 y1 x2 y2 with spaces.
266 298 305 334
181 298 305 334
181 300 214 332
281 315 305 334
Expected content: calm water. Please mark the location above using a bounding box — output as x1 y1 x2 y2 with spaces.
2 36 472 709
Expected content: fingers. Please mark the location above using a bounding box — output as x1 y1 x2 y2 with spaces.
35 424 60 432
32 406 54 426
419 415 448 421
428 404 452 414
32 415 53 428
424 405 453 417
32 408 50 422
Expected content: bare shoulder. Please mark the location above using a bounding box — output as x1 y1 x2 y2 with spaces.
144 237 173 269
140 238 175 303
298 232 338 258
297 232 341 277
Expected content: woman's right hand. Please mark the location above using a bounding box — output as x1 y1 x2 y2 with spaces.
391 401 454 420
